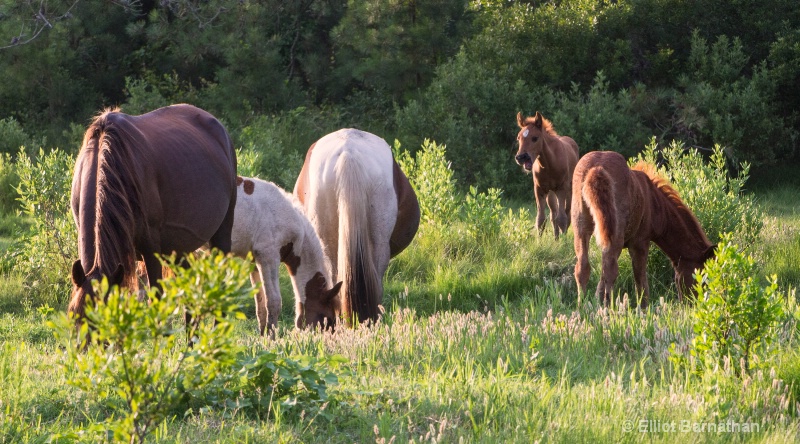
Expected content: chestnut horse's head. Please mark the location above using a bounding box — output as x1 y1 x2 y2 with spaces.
515 111 554 172
674 244 717 302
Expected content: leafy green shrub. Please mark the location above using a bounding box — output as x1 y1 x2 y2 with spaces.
675 32 796 165
395 51 531 197
53 251 344 443
389 138 548 313
394 139 458 226
7 148 76 300
550 72 650 157
235 114 306 189
233 107 351 189
395 139 503 239
0 117 34 157
690 235 785 374
0 153 19 214
122 73 199 116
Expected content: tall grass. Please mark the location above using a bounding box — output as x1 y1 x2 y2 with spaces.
0 144 799 442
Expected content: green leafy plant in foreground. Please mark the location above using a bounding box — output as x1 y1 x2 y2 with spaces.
690 235 785 375
8 148 76 296
52 251 345 443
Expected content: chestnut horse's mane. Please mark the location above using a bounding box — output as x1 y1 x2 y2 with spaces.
83 108 139 288
520 114 559 137
631 160 711 245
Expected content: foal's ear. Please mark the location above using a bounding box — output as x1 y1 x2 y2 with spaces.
516 111 525 128
326 281 343 302
71 260 86 286
533 111 543 129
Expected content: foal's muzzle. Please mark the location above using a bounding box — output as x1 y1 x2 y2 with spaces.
515 153 533 171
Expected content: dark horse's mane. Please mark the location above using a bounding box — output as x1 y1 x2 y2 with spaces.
631 161 711 247
83 108 140 288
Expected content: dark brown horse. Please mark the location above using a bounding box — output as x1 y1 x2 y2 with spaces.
515 112 580 239
69 104 237 322
571 151 715 306
294 129 420 326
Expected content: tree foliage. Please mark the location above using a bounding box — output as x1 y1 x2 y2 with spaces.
1 0 799 197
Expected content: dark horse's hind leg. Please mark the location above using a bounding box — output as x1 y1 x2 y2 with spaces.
192 196 237 343
208 192 236 254
142 251 164 296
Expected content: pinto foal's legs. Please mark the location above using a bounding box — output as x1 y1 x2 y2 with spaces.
251 253 282 336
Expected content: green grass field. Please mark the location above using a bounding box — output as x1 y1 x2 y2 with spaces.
1 179 800 443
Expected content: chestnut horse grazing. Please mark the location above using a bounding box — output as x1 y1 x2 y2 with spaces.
231 176 342 335
69 104 237 322
515 112 580 239
294 129 420 326
572 151 715 306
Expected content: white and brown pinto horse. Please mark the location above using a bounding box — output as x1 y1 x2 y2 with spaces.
230 176 341 335
294 129 420 326
69 104 237 324
515 112 580 239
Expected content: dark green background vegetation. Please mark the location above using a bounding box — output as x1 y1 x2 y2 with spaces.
2 0 799 199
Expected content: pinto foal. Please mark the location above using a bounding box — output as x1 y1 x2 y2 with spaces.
231 176 341 335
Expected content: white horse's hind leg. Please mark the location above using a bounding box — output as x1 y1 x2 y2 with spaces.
370 187 397 312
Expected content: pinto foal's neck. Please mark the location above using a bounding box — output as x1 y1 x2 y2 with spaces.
285 209 333 303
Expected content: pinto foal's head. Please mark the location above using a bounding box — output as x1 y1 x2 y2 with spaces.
295 273 342 331
515 111 557 172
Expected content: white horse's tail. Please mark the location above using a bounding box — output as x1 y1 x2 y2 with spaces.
335 152 381 325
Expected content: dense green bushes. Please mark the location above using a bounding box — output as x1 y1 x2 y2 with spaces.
2 0 800 200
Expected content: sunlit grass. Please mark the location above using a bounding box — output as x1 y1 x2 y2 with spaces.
1 183 800 442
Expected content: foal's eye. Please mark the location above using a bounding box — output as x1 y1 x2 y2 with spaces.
531 136 539 142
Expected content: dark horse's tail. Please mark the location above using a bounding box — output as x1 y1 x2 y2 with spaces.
582 167 616 249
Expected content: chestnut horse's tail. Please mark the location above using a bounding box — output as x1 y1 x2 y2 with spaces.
582 167 616 249
335 152 381 325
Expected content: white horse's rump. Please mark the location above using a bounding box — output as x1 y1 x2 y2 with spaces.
295 129 419 325
231 176 340 335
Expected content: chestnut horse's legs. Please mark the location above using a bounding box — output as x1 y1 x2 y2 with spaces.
573 218 593 305
548 191 570 240
597 244 623 306
628 243 650 308
534 185 547 236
